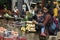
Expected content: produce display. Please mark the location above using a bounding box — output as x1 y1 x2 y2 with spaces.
0 19 23 40
0 27 7 33
4 13 13 18
21 21 36 32
0 27 19 37
21 27 26 32
26 21 36 32
0 8 25 40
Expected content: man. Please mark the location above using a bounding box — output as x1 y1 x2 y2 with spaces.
32 10 46 36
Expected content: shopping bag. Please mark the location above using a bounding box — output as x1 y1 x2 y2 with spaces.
50 22 56 30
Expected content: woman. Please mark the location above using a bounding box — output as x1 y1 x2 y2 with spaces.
43 7 53 35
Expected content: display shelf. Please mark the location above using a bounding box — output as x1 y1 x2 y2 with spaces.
0 10 21 38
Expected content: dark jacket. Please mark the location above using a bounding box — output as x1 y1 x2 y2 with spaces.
32 15 44 23
32 15 44 31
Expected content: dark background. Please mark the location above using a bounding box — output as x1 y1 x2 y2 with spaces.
0 0 12 10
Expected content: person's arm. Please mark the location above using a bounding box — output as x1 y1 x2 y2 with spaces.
32 15 38 24
33 20 38 24
43 14 51 26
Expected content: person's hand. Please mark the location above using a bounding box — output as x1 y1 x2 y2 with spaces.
33 20 38 24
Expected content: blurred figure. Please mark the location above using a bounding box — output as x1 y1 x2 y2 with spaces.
29 6 36 16
37 2 42 11
32 10 46 36
58 6 60 30
43 7 54 35
13 7 19 15
21 3 29 18
43 7 48 14
46 1 54 17
53 5 58 18
46 1 51 9
13 7 19 20
58 6 60 20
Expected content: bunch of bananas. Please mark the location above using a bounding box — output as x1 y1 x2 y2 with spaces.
26 21 36 31
21 27 26 32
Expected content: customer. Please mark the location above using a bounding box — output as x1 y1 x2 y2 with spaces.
43 7 53 35
32 10 46 36
53 5 58 17
46 1 51 10
37 2 42 10
58 6 60 30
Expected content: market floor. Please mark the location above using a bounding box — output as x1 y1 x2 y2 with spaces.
20 31 60 40
20 31 40 40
